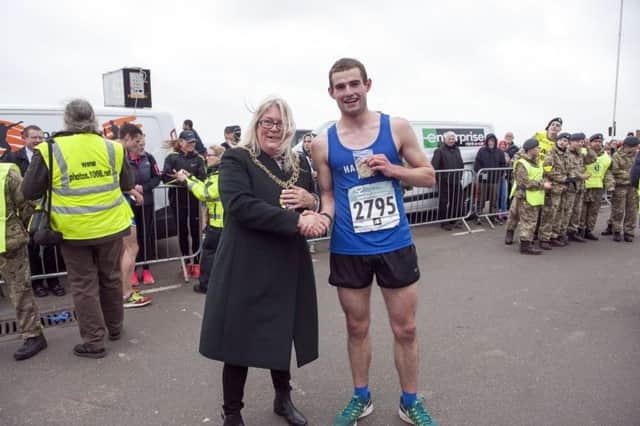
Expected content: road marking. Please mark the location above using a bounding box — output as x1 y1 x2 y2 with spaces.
139 284 182 295
452 229 485 236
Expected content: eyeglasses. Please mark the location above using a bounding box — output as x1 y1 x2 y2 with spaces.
258 119 283 130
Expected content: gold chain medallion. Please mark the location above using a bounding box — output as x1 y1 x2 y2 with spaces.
240 148 300 207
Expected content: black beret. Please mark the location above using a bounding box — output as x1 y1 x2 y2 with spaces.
623 136 639 147
523 138 539 151
570 133 586 141
545 117 563 130
589 133 604 141
557 132 571 141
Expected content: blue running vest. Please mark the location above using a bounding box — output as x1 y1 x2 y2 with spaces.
328 113 412 255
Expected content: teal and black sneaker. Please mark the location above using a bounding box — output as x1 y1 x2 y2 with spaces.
333 394 374 426
398 397 438 425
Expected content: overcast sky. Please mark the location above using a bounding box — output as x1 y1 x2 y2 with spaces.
3 0 639 145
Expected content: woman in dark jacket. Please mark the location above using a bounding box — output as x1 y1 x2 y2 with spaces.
162 136 206 278
199 97 321 426
473 133 507 223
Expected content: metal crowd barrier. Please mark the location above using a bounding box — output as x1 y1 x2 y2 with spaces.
0 184 206 294
474 167 513 228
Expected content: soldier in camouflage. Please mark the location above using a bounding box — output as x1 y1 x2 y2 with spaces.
609 136 639 242
560 133 593 243
0 163 48 360
580 134 614 240
538 132 571 249
510 138 551 254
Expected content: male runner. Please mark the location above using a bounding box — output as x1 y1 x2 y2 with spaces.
312 57 438 426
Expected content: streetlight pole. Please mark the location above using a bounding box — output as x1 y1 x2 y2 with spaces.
611 0 624 137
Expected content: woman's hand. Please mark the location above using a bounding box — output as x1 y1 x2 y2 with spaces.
174 169 190 183
280 185 317 210
129 188 144 206
297 211 327 238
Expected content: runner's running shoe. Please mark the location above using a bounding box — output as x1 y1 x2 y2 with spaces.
123 291 152 309
398 396 438 425
333 394 374 426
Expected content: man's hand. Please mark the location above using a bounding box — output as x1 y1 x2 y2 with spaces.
129 189 143 206
297 211 328 238
365 154 399 178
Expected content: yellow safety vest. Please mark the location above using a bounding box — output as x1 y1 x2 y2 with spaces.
535 132 555 166
36 134 132 240
0 163 20 253
187 172 223 228
510 159 544 206
585 152 612 189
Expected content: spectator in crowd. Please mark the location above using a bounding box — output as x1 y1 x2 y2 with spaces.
301 132 320 253
175 144 225 294
16 125 65 297
199 97 321 426
1 161 48 361
610 136 639 242
181 119 206 155
221 125 241 150
162 132 206 279
630 148 640 190
474 133 507 224
432 131 464 230
496 139 510 218
122 125 161 285
505 131 519 160
22 99 134 359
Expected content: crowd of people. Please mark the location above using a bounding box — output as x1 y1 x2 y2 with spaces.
1 57 639 426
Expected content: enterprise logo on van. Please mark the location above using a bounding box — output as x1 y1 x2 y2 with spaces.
422 128 486 148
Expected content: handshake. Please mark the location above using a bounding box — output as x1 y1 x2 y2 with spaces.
297 211 332 238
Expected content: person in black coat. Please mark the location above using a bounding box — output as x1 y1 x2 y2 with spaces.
431 131 465 229
162 133 206 278
199 97 323 426
474 133 507 222
630 151 640 189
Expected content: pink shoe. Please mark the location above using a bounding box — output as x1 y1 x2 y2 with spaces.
142 269 155 285
131 272 140 287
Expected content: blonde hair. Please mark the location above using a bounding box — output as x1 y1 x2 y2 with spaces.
208 144 225 157
238 96 298 173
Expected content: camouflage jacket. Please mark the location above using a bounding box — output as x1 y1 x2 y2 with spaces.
542 145 568 193
611 149 637 186
514 154 545 199
565 147 596 191
4 168 34 252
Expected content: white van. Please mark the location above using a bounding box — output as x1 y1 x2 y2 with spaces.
0 105 178 235
301 119 494 216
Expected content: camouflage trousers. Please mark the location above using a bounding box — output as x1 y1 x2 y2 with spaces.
559 190 578 236
611 185 639 235
517 199 541 242
0 245 42 339
580 188 603 232
505 196 520 231
539 190 566 241
568 189 585 233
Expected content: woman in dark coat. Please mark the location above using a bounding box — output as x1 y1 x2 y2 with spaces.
199 97 323 426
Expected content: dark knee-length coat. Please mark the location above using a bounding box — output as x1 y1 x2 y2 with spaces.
199 147 319 371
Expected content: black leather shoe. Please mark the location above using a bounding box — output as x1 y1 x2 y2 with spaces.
48 281 66 297
222 413 245 426
193 284 207 294
601 224 613 235
584 230 599 241
73 343 106 359
32 282 48 297
568 231 586 243
274 391 307 425
14 334 47 361
613 232 622 242
623 234 634 243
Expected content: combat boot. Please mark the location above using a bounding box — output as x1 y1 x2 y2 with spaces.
613 232 622 242
520 240 542 255
568 231 586 243
14 334 47 361
539 240 552 250
623 234 634 243
504 229 514 245
584 230 599 241
601 223 613 235
549 238 564 247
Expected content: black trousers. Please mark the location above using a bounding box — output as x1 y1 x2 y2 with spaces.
28 243 63 287
199 226 221 289
222 364 291 415
171 194 201 264
133 204 156 270
437 178 464 224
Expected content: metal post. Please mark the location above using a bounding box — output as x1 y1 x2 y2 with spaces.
611 0 624 137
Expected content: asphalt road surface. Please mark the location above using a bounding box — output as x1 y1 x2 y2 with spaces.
1 214 639 426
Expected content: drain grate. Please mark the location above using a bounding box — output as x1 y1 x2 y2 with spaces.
0 308 78 337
